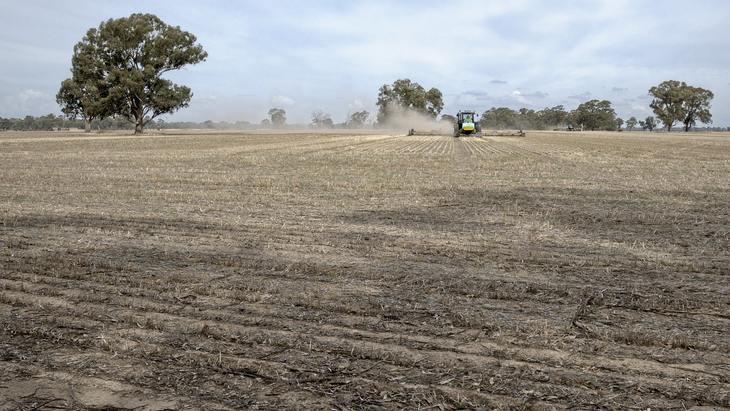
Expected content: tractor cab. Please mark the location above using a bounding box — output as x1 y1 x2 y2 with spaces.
454 111 481 137
459 112 475 124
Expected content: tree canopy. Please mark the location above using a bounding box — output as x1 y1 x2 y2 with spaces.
481 107 518 129
268 108 287 127
480 106 569 130
639 116 657 131
56 37 113 132
376 79 443 125
57 13 207 134
347 111 370 128
649 80 687 132
626 116 638 131
56 78 106 132
680 85 713 131
649 80 713 132
571 99 617 131
539 105 569 129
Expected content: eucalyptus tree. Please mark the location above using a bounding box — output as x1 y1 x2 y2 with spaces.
59 14 207 134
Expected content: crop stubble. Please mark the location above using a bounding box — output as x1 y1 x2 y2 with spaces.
0 130 728 409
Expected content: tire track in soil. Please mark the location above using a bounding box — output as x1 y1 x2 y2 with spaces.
2 300 564 409
481 138 554 159
356 138 410 154
452 138 471 164
2 249 724 410
7 253 729 346
283 135 400 156
5 284 727 392
2 296 725 410
6 216 728 311
2 292 727 409
5 217 728 314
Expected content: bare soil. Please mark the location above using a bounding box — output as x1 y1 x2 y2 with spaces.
1 130 728 410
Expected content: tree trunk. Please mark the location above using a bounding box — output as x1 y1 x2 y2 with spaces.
667 123 672 132
132 96 144 135
684 122 691 132
84 118 91 133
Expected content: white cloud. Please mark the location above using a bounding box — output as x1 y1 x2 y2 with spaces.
271 95 295 107
512 90 529 105
0 1 728 124
348 99 365 111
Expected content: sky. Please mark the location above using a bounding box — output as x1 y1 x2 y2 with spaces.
1 0 729 125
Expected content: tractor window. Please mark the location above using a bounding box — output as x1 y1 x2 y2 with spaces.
463 113 473 123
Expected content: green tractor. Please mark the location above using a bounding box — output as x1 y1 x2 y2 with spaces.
454 111 481 137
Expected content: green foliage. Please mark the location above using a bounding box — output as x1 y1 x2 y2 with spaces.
0 114 146 131
480 106 568 130
646 116 657 131
59 13 207 134
56 35 113 132
639 116 657 131
538 105 569 129
615 117 624 130
0 114 65 131
480 107 518 129
649 80 713 132
376 79 443 124
571 99 617 131
649 80 687 131
424 88 444 117
680 86 713 131
626 116 638 131
268 108 287 127
516 108 538 130
347 111 370 128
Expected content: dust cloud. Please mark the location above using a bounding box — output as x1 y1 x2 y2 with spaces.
379 103 452 133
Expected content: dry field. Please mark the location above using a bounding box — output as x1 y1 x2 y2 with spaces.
0 130 729 410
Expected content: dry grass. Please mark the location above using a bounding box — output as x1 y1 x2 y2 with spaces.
1 129 729 409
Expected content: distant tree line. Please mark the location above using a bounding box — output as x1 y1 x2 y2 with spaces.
0 110 377 131
252 108 372 129
308 110 371 129
372 78 717 132
0 114 133 131
472 104 712 132
0 114 259 131
474 102 624 131
6 112 726 133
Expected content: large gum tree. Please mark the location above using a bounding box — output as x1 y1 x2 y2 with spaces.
59 14 207 134
376 79 444 125
649 80 713 132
